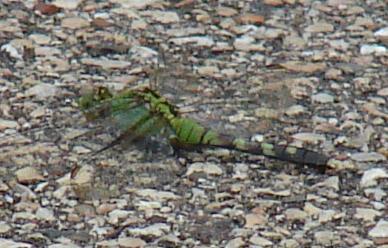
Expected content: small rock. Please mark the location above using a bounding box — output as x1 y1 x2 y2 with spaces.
52 0 82 9
318 210 336 223
312 93 334 103
216 6 238 17
1 43 23 59
0 238 32 248
364 188 387 202
360 168 388 188
61 17 90 29
128 223 170 238
12 212 36 221
225 237 245 248
279 239 299 248
233 36 264 51
245 213 268 227
354 208 382 222
374 27 388 43
35 207 55 221
34 46 61 57
71 165 95 185
0 119 19 131
25 83 59 100
28 34 51 45
108 210 131 225
360 44 387 55
315 231 339 246
325 68 342 80
377 87 388 96
313 176 339 191
81 58 131 70
352 153 386 163
264 0 284 6
197 66 219 77
135 189 180 201
305 22 334 33
15 167 44 184
284 208 308 221
304 202 322 216
280 61 326 73
249 235 273 246
186 162 223 176
292 132 326 144
254 188 290 196
129 46 157 60
285 105 307 116
170 36 214 47
0 222 11 234
117 237 146 248
238 14 265 25
283 35 306 49
143 11 179 24
369 220 388 238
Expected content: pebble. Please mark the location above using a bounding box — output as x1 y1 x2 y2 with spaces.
81 58 132 70
314 231 339 246
249 235 273 246
28 34 51 45
284 208 308 221
318 210 336 223
135 189 180 201
71 165 95 185
305 22 334 33
197 66 219 77
377 87 388 96
52 0 82 9
360 44 387 55
233 36 264 51
280 61 326 73
285 105 307 116
354 208 382 222
360 168 388 188
0 222 11 234
374 27 388 43
186 162 223 176
0 119 19 131
352 153 386 163
325 68 342 80
61 17 90 29
35 207 56 221
142 11 180 24
216 6 238 17
108 209 131 225
245 213 268 227
117 237 146 248
312 93 334 103
1 43 23 60
128 223 170 238
368 220 388 238
25 83 59 100
169 36 214 47
0 239 32 248
279 239 299 248
225 237 245 248
15 167 44 184
292 132 326 144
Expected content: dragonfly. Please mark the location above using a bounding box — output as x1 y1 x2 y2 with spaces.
78 85 330 170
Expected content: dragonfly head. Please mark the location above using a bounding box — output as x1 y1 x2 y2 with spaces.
78 86 113 120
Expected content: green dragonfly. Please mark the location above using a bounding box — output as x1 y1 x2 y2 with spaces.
78 86 329 169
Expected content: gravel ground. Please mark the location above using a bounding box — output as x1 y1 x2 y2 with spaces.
0 0 387 247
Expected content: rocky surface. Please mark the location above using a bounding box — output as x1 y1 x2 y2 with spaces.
0 0 387 247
